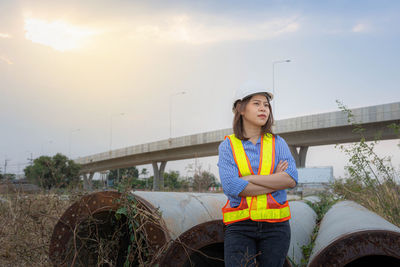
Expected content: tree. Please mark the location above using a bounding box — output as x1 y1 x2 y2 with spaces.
24 153 81 190
186 162 218 192
140 168 149 178
0 173 15 181
164 171 189 191
193 170 217 192
4 173 16 180
108 166 139 184
0 167 11 181
140 168 150 189
147 175 154 189
108 166 145 190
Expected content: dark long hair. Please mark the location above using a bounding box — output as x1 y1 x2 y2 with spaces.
232 95 274 140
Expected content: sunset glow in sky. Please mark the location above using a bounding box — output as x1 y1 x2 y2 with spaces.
1 0 400 178
24 18 98 51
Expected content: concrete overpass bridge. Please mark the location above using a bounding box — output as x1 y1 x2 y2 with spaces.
76 102 400 190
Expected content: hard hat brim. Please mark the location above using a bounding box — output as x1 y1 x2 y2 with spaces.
232 91 273 111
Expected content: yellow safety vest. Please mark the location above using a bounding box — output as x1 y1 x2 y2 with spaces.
222 133 291 225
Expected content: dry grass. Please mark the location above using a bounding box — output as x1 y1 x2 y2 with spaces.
0 189 170 266
333 179 400 227
0 191 81 267
55 190 167 266
0 188 216 267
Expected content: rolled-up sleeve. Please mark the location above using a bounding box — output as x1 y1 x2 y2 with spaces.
275 135 298 185
218 139 249 198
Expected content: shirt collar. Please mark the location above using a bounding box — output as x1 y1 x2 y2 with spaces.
243 136 261 145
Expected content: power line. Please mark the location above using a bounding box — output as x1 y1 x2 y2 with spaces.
28 153 33 166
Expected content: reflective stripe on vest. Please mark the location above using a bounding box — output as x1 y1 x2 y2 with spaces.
222 133 291 224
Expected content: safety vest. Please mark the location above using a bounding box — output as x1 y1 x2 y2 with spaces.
222 133 291 225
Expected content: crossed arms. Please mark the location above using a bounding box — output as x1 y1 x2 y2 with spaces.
239 160 297 197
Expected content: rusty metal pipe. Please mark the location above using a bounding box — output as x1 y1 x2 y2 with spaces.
49 191 228 266
49 191 132 266
308 200 400 267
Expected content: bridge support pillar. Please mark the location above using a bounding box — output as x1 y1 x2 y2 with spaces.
152 161 167 191
82 172 95 191
289 146 308 168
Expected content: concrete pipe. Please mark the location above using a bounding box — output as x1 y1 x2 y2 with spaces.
287 200 317 266
132 191 227 241
49 191 317 266
123 191 228 267
159 220 225 267
308 200 400 267
158 199 316 267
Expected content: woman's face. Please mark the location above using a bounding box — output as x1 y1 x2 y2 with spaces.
240 94 270 128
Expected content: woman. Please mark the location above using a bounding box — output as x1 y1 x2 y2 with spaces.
218 85 298 267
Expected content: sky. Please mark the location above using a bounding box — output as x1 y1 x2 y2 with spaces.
1 0 400 180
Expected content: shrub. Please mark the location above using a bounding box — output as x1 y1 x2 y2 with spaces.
333 100 400 226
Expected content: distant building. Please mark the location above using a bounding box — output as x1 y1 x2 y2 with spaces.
291 166 334 195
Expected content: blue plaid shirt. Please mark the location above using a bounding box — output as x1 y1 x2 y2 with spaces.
218 134 298 207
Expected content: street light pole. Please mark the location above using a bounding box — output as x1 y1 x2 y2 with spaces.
169 91 186 139
109 113 125 151
272 59 291 115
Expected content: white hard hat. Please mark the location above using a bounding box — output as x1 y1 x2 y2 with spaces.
233 81 273 110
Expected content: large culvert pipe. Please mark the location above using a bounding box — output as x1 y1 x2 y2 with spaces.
49 191 227 266
50 191 317 267
287 200 317 266
159 220 225 267
50 191 130 266
159 199 317 267
308 200 400 267
132 191 227 241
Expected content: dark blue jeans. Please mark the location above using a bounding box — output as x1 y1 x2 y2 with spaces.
224 220 290 267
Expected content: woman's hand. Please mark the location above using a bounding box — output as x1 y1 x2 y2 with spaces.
241 176 251 181
241 160 288 181
275 160 288 173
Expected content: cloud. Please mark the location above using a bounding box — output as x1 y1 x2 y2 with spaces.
0 33 11 38
0 55 13 65
129 14 300 44
352 23 369 33
24 17 100 52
